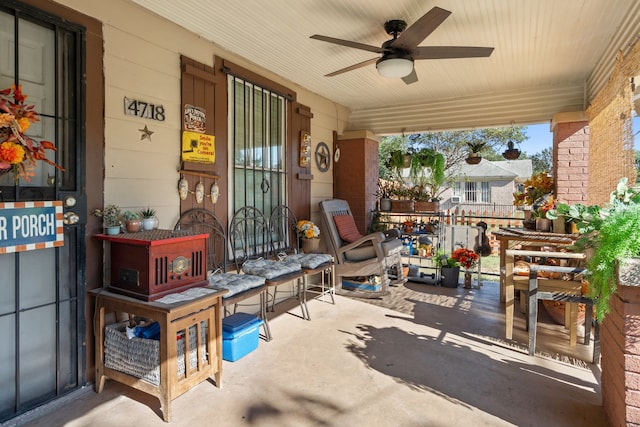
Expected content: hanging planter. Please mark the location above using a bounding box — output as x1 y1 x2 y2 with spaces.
465 153 482 164
465 141 485 165
502 140 521 160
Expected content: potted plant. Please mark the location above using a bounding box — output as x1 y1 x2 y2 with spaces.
138 207 158 231
296 220 320 253
386 150 410 178
435 251 460 288
410 177 440 212
571 178 640 322
390 183 414 212
502 140 521 160
465 141 486 164
376 179 393 212
92 204 121 235
122 210 142 233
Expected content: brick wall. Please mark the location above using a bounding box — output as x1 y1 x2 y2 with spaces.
553 120 589 205
602 259 640 426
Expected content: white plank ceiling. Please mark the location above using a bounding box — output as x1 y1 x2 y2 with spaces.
129 0 640 134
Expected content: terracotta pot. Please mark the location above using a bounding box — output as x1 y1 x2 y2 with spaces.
125 219 141 233
542 300 586 326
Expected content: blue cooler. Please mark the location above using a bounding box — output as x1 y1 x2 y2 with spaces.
222 313 263 362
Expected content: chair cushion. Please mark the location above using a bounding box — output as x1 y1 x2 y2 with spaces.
333 214 363 243
207 272 265 298
242 259 302 279
343 243 377 262
381 237 403 256
287 253 332 269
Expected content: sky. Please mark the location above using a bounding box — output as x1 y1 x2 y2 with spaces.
521 123 553 155
521 116 640 155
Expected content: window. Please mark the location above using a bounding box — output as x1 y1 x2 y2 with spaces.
454 181 491 203
228 75 287 215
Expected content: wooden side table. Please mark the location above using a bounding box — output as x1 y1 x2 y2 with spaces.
91 287 227 422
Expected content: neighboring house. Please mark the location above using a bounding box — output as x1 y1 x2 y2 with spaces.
440 159 533 214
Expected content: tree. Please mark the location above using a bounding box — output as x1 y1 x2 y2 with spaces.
530 147 553 175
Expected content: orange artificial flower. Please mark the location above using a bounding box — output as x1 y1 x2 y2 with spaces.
0 141 26 164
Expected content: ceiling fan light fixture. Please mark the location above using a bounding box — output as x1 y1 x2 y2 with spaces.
376 54 414 78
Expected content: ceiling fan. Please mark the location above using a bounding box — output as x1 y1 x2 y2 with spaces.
310 6 494 85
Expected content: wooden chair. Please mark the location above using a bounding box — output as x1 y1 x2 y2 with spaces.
319 199 404 296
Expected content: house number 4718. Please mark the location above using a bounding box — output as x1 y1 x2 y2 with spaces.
124 97 165 121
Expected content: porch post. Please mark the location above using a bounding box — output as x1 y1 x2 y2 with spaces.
333 130 379 234
601 259 640 427
550 112 589 205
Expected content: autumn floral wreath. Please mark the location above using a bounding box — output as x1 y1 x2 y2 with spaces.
0 84 63 182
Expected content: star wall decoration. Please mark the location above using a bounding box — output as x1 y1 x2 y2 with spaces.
139 125 154 141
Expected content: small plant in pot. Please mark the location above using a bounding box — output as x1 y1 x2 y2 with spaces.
138 207 158 231
92 204 121 235
465 141 486 164
122 210 142 233
376 179 394 212
435 250 460 288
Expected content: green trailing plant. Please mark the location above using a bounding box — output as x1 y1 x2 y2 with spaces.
387 150 409 178
587 203 640 321
547 178 640 322
409 148 445 182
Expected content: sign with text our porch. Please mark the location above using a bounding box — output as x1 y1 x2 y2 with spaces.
0 201 64 254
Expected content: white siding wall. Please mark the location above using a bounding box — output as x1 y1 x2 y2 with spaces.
58 0 348 228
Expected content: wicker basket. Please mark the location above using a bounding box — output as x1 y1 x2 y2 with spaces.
104 322 207 386
391 200 414 212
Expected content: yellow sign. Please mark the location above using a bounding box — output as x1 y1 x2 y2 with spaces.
182 132 215 163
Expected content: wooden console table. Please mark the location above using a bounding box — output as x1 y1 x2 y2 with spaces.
91 287 227 422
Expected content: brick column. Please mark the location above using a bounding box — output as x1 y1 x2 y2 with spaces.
551 112 589 204
601 258 640 427
333 130 379 233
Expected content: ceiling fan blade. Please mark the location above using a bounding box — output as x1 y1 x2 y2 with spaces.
401 69 419 85
310 35 387 54
325 58 378 77
413 46 494 60
391 7 451 51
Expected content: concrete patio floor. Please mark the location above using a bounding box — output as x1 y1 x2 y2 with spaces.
15 280 605 427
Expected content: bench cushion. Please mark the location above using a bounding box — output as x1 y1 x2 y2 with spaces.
207 273 265 298
287 253 332 269
242 259 302 279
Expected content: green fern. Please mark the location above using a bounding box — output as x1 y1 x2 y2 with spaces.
587 203 640 322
